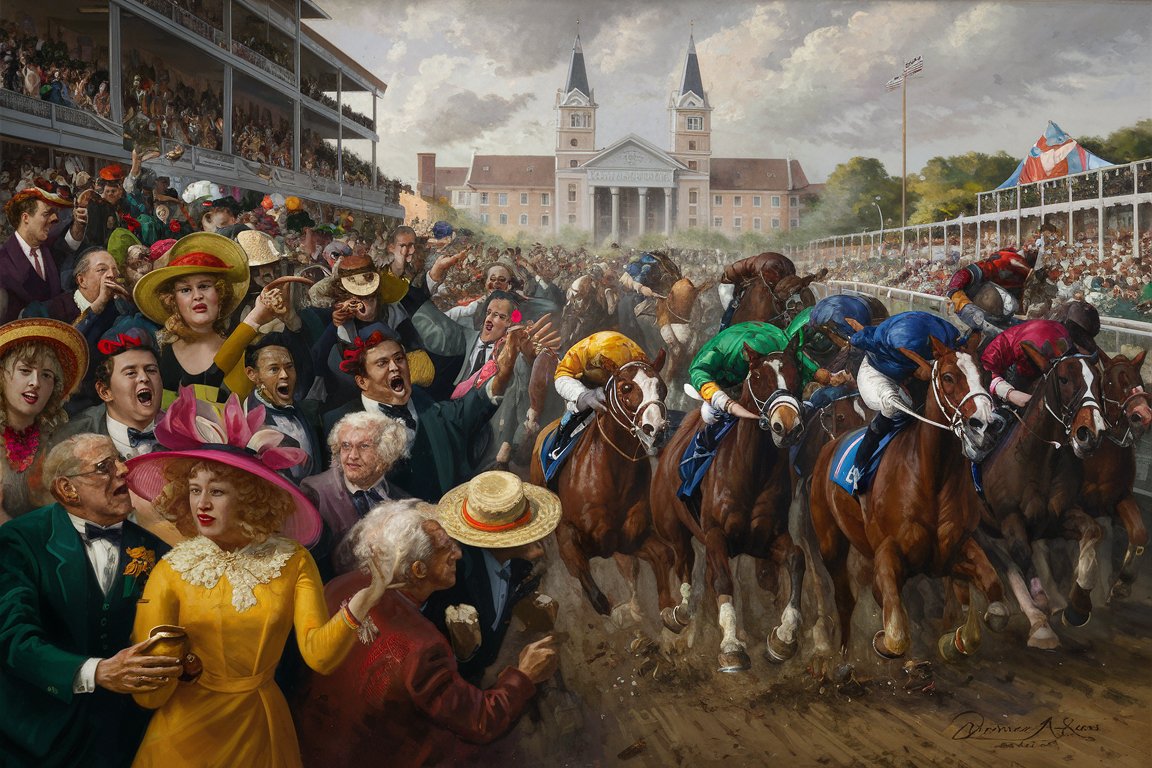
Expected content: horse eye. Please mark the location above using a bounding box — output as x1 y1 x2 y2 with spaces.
942 373 954 384
1058 376 1069 385
621 383 633 393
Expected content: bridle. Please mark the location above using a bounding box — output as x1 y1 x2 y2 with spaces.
597 361 667 462
817 394 865 440
889 354 992 442
1100 362 1149 447
1004 353 1102 450
745 356 802 429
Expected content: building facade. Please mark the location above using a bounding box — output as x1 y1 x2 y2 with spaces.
418 35 815 241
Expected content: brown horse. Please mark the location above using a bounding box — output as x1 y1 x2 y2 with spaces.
1079 348 1150 602
978 348 1107 649
655 276 715 384
649 340 807 671
529 351 669 618
809 336 1010 661
727 252 826 328
559 274 616 350
793 393 875 483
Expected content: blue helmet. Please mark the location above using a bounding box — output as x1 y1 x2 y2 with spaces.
807 294 874 341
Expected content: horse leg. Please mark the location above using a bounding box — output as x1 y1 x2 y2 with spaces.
611 553 644 626
870 539 910 659
952 536 1010 635
556 521 612 616
766 537 806 664
1029 540 1067 614
650 514 694 633
1000 512 1059 649
1109 494 1148 602
936 581 986 661
703 525 750 671
1061 508 1103 628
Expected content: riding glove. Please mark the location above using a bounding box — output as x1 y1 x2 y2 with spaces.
576 387 608 412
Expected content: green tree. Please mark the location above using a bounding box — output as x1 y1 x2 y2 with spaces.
790 157 902 239
1078 119 1152 164
907 151 1019 224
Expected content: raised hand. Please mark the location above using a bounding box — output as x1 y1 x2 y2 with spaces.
429 245 473 284
516 635 560 684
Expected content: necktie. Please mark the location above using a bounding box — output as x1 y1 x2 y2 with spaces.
85 522 123 544
469 342 492 376
127 428 155 448
378 402 417 431
30 246 45 280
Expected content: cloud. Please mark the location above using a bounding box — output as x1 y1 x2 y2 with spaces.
413 91 537 145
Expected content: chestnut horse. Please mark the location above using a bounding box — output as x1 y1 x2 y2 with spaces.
654 276 715 384
1078 348 1150 602
809 336 1010 661
728 252 826 329
649 339 807 671
978 348 1107 649
529 352 669 618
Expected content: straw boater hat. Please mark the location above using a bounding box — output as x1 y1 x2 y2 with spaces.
0 318 89 398
236 229 288 268
133 232 251 325
127 387 322 546
437 471 562 548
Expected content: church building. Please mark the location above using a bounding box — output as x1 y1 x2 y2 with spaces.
416 35 816 242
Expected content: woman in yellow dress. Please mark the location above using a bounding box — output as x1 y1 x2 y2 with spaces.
125 387 387 767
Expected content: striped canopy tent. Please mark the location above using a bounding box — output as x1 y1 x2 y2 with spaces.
996 121 1114 189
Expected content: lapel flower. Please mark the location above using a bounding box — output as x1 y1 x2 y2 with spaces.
123 546 156 598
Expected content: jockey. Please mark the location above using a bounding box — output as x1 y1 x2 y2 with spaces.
551 330 649 445
947 242 1040 336
800 294 877 408
689 321 792 424
981 317 1095 409
849 311 965 490
718 251 801 328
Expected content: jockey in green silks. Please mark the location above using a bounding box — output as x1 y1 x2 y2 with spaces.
688 321 794 424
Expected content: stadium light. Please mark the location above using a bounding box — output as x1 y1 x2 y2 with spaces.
886 54 923 257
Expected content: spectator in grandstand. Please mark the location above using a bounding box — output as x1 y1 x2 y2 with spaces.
1 185 87 324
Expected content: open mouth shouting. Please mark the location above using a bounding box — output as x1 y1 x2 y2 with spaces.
389 374 406 394
276 381 292 399
136 385 155 406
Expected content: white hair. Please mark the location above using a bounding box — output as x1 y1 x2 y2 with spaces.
327 410 409 470
345 499 437 585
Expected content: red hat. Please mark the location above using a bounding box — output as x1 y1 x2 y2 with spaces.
149 238 177 262
99 164 125 182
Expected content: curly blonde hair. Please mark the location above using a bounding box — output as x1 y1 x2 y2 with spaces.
153 457 294 544
155 274 234 347
0 341 68 435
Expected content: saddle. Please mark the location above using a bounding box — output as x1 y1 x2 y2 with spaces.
538 412 592 484
830 422 906 496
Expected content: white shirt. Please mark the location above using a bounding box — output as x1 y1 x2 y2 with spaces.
360 393 418 449
106 414 158 459
15 228 82 276
481 549 511 631
66 512 123 694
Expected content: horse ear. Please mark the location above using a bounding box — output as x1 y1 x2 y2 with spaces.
963 331 983 355
844 317 865 333
928 335 952 360
1131 348 1146 369
741 342 762 365
1020 340 1053 373
1095 346 1113 367
899 347 934 381
651 348 667 373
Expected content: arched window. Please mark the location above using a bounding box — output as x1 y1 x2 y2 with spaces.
570 113 583 128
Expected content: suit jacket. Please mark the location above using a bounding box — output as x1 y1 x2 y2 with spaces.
300 467 408 580
245 393 323 483
421 545 538 684
0 231 81 324
0 503 170 767
50 404 166 459
295 573 536 768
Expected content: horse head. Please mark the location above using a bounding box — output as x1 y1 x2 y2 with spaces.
1097 348 1151 443
741 339 804 447
899 333 998 461
770 269 825 326
601 350 669 456
1022 342 1107 459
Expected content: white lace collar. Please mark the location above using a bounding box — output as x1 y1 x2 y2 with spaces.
166 535 297 613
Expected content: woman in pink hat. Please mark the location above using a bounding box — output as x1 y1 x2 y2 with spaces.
125 387 388 767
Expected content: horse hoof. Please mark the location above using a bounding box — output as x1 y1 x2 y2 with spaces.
717 649 751 673
660 606 689 634
766 626 798 664
1108 580 1133 604
872 631 904 660
591 595 612 617
1061 605 1091 628
1027 623 1060 650
938 630 963 662
983 602 1010 633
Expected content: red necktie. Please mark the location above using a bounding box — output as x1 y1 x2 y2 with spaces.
30 247 45 280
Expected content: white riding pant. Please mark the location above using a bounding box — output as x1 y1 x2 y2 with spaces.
857 357 912 419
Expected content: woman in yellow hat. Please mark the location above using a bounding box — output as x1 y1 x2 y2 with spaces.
132 233 284 407
0 318 88 520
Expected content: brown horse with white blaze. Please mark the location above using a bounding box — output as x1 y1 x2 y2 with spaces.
530 351 669 618
809 335 1010 661
649 339 807 671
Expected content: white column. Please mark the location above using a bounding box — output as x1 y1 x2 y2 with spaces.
663 186 674 236
637 187 648 237
610 186 621 243
586 184 595 238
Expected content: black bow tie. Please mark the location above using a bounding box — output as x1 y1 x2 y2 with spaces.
85 522 123 544
378 402 417 431
496 563 512 582
126 428 155 448
351 487 385 516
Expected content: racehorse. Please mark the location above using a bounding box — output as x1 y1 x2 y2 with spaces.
728 252 826 329
648 338 807 671
793 394 874 486
1077 348 1150 602
977 347 1107 649
560 274 616 350
655 276 715 385
809 335 1010 661
529 351 669 619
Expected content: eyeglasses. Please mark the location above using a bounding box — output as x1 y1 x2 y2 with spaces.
339 441 377 454
66 455 121 479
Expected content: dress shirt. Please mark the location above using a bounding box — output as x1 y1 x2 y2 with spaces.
468 338 493 376
481 549 511 631
14 228 82 269
361 394 417 449
253 390 311 457
107 415 158 459
66 512 124 694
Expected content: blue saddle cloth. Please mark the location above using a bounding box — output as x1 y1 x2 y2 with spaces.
677 415 739 500
539 417 588 484
830 425 902 495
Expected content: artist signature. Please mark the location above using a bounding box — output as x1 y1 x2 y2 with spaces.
949 711 1099 748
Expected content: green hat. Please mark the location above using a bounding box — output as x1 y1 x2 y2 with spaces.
107 227 141 267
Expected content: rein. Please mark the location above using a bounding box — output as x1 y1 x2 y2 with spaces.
889 358 991 440
1103 382 1148 448
596 361 667 462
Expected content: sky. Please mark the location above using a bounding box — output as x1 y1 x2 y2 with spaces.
309 0 1152 186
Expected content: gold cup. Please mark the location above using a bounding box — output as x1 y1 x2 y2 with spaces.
146 625 189 658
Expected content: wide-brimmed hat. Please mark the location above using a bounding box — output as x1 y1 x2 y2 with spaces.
437 471 561 548
133 233 250 324
237 230 288 267
0 318 88 398
335 253 380 297
126 388 321 546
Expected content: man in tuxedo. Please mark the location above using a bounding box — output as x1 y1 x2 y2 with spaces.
322 323 525 502
243 334 321 483
0 185 88 324
301 411 410 579
0 434 182 767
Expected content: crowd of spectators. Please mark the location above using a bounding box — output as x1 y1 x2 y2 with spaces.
0 19 110 118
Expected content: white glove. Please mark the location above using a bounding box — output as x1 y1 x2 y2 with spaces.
709 390 733 414
576 387 608 413
701 401 724 425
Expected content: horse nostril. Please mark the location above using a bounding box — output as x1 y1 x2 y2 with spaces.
1131 412 1148 425
969 418 983 430
772 422 784 434
642 424 654 435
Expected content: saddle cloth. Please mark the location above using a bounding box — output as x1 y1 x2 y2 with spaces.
677 415 739 501
539 416 590 484
830 425 902 496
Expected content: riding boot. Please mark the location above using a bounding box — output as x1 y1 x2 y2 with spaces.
554 409 588 452
852 413 896 492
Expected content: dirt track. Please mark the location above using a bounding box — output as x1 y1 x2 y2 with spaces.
463 501 1152 768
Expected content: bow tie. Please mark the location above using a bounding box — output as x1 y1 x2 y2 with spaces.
126 427 155 448
85 522 123 544
496 563 512 582
378 402 417 431
351 487 385 516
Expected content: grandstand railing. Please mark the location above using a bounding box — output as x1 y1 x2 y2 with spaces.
0 89 120 136
136 0 227 48
231 40 298 87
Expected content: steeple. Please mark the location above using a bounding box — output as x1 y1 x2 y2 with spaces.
556 28 597 165
668 32 711 173
565 34 591 99
678 34 705 102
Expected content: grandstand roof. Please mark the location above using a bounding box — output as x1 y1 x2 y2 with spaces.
466 156 556 188
710 159 810 191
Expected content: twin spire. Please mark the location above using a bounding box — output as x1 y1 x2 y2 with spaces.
562 31 704 102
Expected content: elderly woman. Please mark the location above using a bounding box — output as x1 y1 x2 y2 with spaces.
132 232 285 406
294 500 557 768
0 319 88 521
125 388 388 768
